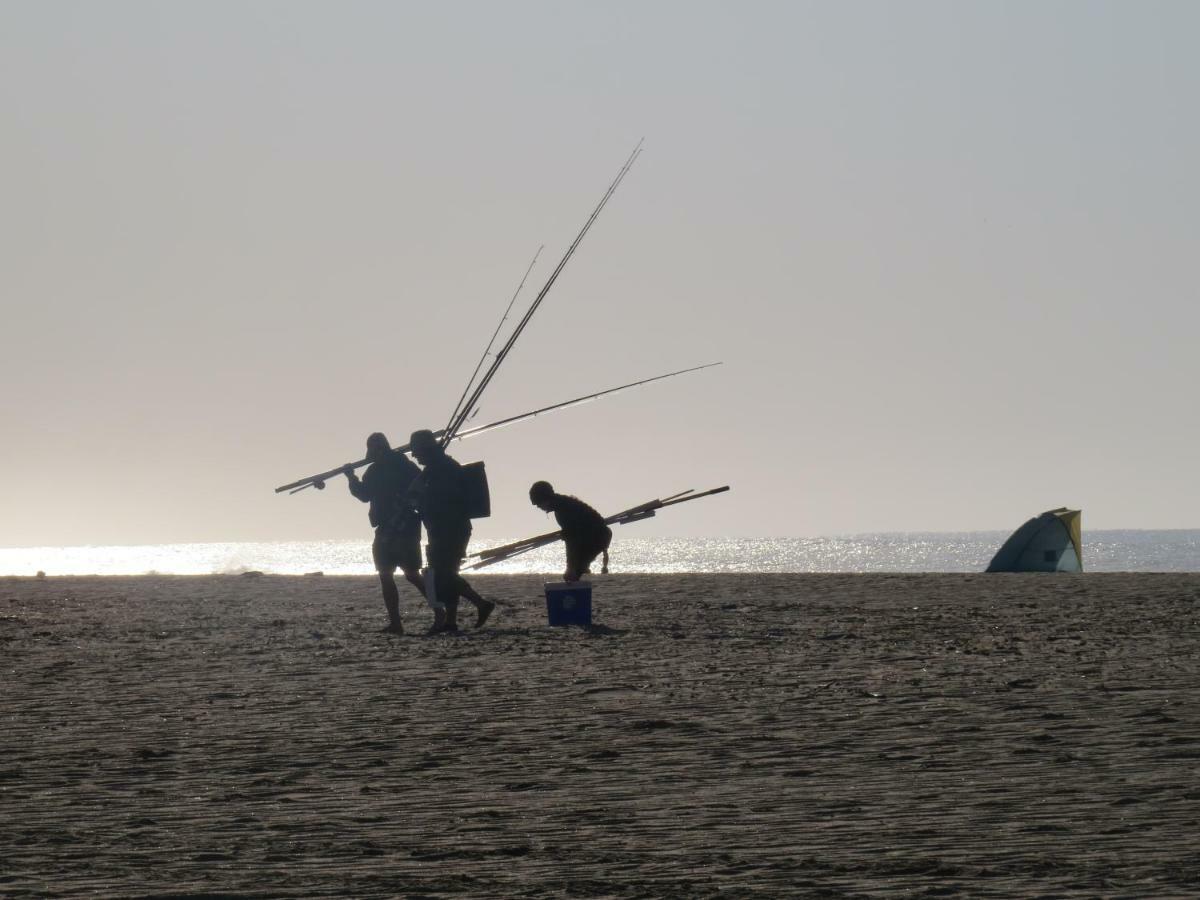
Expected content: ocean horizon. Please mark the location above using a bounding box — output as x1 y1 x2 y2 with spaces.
2 530 1197 577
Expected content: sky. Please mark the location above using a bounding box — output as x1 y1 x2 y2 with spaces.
2 0 1197 547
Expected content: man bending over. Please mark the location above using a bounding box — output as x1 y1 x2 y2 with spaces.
528 481 612 582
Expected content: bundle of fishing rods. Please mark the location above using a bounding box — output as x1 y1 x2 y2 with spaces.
275 140 729 551
274 362 720 495
465 487 731 570
437 143 642 451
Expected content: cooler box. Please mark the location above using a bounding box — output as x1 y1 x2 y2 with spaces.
545 581 593 626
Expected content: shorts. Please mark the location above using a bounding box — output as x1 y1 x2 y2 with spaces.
372 526 422 574
425 525 472 577
566 527 612 576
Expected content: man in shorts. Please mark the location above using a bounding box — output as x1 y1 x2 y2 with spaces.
528 481 612 582
408 429 495 633
344 432 424 634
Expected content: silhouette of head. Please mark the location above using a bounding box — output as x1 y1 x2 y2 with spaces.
409 429 440 466
529 480 555 511
365 432 391 463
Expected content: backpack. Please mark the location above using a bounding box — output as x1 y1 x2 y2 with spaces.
459 461 491 519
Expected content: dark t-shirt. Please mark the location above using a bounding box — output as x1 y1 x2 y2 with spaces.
553 495 610 547
348 451 421 530
415 453 471 540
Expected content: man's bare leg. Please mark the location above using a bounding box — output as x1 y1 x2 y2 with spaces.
401 569 426 597
400 568 442 633
437 572 465 633
378 572 404 634
442 598 460 632
458 578 486 606
455 575 495 628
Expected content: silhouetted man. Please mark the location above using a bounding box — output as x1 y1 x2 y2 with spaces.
529 481 612 582
344 432 423 634
408 429 495 632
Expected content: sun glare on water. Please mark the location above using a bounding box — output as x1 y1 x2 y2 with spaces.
1 532 1197 576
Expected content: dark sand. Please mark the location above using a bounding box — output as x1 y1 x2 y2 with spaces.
2 573 1198 898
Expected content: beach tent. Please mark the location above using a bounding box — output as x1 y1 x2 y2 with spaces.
986 508 1082 573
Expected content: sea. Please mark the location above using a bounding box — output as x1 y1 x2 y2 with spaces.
1 531 1197 577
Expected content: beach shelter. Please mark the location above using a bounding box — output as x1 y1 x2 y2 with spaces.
986 508 1082 573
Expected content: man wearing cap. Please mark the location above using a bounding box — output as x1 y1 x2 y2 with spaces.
344 432 424 634
408 429 495 632
528 481 612 582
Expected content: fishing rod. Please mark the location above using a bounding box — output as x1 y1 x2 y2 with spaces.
274 362 719 494
443 245 544 438
470 490 698 562
440 140 643 447
452 363 719 442
276 143 645 496
466 485 731 570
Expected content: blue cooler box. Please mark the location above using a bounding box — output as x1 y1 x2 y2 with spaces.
545 581 593 626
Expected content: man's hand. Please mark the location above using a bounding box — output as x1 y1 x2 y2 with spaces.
342 464 358 478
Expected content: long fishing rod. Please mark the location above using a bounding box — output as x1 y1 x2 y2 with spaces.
274 361 717 494
440 140 644 448
465 486 731 570
470 490 698 562
276 144 644 496
466 486 731 569
452 362 719 442
443 245 544 437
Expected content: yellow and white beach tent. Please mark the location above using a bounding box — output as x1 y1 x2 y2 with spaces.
986 508 1082 573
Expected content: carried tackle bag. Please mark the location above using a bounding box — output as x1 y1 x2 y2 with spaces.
459 461 491 519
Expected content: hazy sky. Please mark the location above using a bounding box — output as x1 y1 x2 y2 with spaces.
2 0 1197 547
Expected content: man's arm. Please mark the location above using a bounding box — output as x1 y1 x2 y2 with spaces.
345 465 370 502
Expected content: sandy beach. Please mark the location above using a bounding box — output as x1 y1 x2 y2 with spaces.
2 573 1198 897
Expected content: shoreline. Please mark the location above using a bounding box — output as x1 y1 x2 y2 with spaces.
3 531 1198 578
4 571 1200 590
